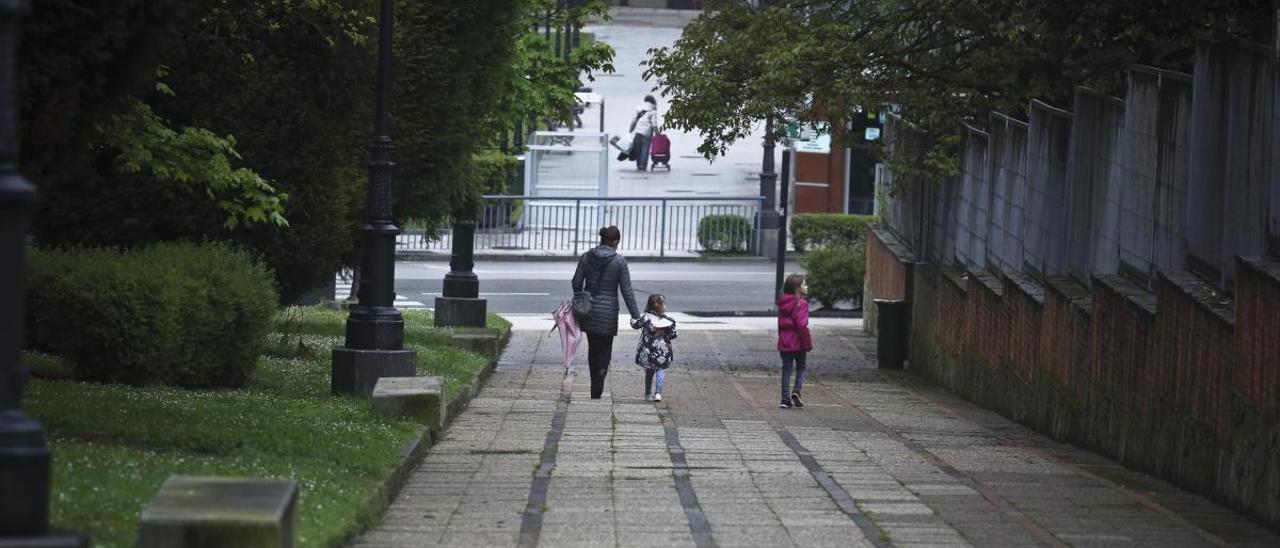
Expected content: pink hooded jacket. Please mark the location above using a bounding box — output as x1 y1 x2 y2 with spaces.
777 293 812 353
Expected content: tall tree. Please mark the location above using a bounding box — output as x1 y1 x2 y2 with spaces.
645 0 1270 178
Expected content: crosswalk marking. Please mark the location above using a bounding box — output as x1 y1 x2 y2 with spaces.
334 277 427 308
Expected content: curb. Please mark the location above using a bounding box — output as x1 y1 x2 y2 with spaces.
344 426 431 547
345 324 513 546
446 328 512 424
395 252 801 263
685 309 863 318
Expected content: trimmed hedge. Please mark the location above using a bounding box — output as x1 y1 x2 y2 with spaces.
697 214 753 253
791 213 876 252
799 242 866 308
26 243 277 388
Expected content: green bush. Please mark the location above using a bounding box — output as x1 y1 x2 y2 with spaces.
799 242 866 308
790 213 876 253
697 214 754 253
26 243 277 388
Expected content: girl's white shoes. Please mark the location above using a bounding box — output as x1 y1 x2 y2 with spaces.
654 393 662 402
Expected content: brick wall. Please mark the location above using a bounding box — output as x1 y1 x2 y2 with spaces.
1092 276 1158 417
1040 278 1092 401
1005 273 1044 384
868 228 1280 528
1154 271 1234 434
1236 258 1280 416
966 270 1005 373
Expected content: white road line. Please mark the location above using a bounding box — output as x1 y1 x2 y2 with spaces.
418 292 551 297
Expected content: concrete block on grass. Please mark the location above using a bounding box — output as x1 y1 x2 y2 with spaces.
372 376 445 431
450 328 503 360
138 475 297 548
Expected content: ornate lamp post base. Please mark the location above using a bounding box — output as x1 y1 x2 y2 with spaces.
331 347 417 396
435 220 487 328
434 297 487 328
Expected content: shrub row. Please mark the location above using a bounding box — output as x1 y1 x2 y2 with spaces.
698 214 754 253
800 242 867 308
790 213 876 252
26 243 276 388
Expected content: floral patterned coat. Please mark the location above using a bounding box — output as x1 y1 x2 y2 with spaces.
634 312 677 370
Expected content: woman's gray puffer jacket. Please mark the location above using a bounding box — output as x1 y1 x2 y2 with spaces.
572 245 641 336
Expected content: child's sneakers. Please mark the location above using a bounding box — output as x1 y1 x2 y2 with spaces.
790 392 804 408
654 393 662 402
779 400 791 408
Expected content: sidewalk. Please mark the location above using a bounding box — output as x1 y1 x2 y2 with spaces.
353 321 1279 547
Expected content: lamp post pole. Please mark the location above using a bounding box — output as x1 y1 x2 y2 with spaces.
759 116 779 229
332 0 417 396
775 144 791 298
758 116 780 259
0 1 84 545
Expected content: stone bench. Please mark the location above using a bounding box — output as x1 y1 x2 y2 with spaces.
372 376 445 432
138 475 297 548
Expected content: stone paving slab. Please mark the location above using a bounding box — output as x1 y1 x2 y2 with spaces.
354 323 1280 548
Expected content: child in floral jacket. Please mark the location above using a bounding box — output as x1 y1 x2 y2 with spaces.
634 294 677 402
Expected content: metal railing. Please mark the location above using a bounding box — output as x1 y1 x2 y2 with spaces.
401 195 765 257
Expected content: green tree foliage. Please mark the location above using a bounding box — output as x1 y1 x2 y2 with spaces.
394 0 613 227
20 0 379 302
21 1 289 236
645 0 1271 178
158 0 378 302
496 1 615 136
393 0 522 223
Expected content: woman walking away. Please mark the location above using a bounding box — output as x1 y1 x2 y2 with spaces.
572 226 642 399
777 274 812 408
635 294 678 403
630 95 660 170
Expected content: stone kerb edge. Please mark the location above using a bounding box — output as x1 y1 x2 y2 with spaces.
345 323 512 544
340 427 430 547
445 327 512 425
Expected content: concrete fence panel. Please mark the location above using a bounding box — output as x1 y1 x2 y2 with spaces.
957 125 991 267
987 113 1030 273
1118 66 1193 286
1025 100 1074 278
1188 39 1275 289
1066 87 1126 280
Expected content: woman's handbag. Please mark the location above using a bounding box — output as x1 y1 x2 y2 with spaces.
572 256 614 321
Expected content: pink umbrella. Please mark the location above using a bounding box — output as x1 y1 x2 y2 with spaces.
551 301 583 374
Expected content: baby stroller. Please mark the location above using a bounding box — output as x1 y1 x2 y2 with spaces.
649 133 671 171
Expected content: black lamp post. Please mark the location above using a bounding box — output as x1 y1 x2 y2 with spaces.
0 1 84 545
332 0 417 396
759 116 779 230
775 143 791 297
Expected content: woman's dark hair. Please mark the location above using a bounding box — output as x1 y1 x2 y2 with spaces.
599 225 621 244
643 94 656 105
646 293 665 314
782 273 807 295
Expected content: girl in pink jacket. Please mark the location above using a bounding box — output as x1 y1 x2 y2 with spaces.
777 274 813 408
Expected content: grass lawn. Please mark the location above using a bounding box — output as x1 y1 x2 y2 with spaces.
25 306 511 548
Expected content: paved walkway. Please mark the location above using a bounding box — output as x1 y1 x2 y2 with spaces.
354 322 1280 547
